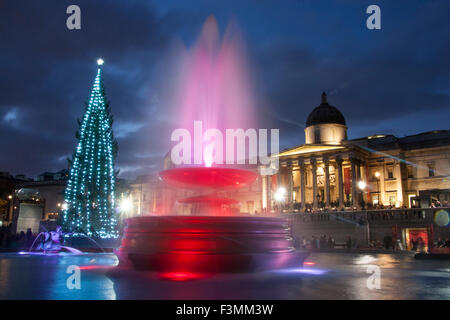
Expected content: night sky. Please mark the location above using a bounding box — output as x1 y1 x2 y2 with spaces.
1 0 449 179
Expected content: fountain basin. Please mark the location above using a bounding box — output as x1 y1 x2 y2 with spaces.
116 216 308 272
177 195 238 205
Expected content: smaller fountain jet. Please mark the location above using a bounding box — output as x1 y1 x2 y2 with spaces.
27 227 82 255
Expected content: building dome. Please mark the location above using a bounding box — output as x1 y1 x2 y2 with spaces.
304 92 347 145
306 92 346 127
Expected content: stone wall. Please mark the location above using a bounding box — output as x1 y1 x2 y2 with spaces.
286 208 450 247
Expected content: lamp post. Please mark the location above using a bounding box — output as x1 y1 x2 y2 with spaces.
374 171 380 207
119 195 133 219
358 180 370 244
358 180 367 203
7 194 13 224
274 187 287 214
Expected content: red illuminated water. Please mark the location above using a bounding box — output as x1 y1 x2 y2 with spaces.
160 167 257 216
160 167 257 189
174 16 256 133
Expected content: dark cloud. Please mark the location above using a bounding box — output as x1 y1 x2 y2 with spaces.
0 0 449 178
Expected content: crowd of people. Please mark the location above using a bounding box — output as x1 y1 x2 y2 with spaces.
0 226 39 250
293 233 450 252
294 234 338 250
436 238 450 248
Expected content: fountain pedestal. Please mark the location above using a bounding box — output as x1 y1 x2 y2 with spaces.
116 167 308 272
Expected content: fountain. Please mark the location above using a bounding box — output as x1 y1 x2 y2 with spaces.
116 166 308 272
115 17 309 272
23 227 83 255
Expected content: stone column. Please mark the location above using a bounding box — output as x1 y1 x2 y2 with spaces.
267 175 272 212
277 168 282 191
351 159 357 208
299 161 306 211
287 161 294 211
336 158 344 208
324 159 331 208
360 161 367 205
276 166 283 213
356 161 361 181
262 173 268 211
394 160 404 207
312 159 318 209
378 162 385 206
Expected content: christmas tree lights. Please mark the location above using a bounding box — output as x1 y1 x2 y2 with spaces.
62 60 119 238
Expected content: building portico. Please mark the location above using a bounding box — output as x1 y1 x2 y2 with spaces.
262 93 450 212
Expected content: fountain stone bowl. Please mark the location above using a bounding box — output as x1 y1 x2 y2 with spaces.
115 167 309 272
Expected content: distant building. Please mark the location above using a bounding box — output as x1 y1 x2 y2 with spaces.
264 92 450 211
0 172 17 226
0 170 69 232
16 170 69 221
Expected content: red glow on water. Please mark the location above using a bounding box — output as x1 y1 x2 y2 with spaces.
158 272 206 281
79 265 110 271
169 239 216 251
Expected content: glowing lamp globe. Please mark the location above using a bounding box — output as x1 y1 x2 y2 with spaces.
274 187 287 202
358 181 366 190
119 198 132 213
434 210 450 227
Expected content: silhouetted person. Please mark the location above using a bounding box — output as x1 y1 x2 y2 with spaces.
445 238 450 247
327 236 335 248
383 235 392 250
320 235 327 248
411 238 418 251
302 236 307 249
311 236 317 249
417 237 425 252
346 236 352 249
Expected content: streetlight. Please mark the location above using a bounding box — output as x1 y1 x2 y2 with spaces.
274 187 287 213
7 194 13 223
274 187 287 203
357 180 370 243
119 196 133 217
374 171 380 206
358 180 366 190
357 180 367 210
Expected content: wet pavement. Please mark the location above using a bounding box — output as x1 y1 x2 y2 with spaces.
0 252 448 299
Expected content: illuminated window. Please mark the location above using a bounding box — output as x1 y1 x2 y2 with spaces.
428 164 435 177
372 194 379 205
387 166 394 179
407 166 413 178
389 195 396 205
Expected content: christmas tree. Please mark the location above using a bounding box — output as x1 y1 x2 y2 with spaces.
62 59 119 238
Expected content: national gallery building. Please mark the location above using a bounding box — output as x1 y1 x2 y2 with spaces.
261 93 450 212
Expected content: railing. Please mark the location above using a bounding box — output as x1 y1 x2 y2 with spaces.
284 207 449 224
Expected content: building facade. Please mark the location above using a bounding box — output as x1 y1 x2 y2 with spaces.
262 93 450 212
